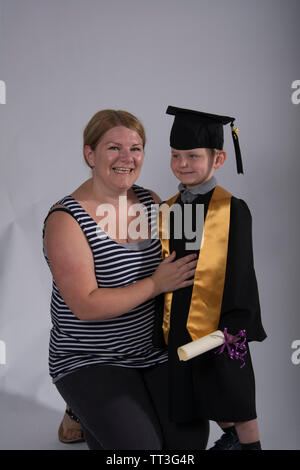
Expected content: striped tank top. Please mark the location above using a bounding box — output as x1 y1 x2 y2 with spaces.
43 185 168 382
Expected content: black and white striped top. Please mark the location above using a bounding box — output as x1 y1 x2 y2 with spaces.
43 185 168 382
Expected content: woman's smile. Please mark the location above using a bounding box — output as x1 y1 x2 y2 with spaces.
87 126 144 192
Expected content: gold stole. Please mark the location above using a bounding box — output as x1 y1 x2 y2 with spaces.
159 185 232 344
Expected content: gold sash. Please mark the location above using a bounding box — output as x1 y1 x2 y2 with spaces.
159 185 232 344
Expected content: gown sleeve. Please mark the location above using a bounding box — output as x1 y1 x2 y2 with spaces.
218 197 267 342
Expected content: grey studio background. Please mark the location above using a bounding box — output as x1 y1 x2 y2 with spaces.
0 0 299 450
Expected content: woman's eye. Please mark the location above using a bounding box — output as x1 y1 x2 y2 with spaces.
131 147 142 152
109 146 119 151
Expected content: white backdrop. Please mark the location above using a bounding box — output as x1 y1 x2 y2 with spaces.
0 0 299 450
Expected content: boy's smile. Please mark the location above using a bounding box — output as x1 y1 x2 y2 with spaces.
170 147 216 189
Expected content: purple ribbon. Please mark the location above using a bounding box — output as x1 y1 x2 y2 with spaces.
214 328 247 368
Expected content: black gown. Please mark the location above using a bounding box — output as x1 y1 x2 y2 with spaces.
154 188 267 423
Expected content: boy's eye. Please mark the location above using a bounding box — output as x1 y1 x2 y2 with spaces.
171 154 179 158
189 154 198 159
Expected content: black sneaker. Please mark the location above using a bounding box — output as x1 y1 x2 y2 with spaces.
209 429 241 450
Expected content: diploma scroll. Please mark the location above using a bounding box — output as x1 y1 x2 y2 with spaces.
177 330 225 361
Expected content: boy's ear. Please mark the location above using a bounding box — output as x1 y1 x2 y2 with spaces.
213 150 227 169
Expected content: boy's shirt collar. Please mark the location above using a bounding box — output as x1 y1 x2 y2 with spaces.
178 176 217 203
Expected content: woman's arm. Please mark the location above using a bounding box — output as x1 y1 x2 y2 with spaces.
44 210 196 321
147 189 162 204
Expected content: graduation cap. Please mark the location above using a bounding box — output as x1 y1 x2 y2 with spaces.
166 105 243 174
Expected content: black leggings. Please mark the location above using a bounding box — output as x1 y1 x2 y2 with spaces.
55 362 209 450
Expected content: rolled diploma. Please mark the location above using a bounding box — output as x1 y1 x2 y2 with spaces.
177 330 225 361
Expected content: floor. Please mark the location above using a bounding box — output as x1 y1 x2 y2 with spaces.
0 391 87 450
0 391 222 450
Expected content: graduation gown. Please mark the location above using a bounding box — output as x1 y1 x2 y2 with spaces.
153 187 267 423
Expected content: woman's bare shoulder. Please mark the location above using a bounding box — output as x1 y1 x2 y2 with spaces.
146 188 162 204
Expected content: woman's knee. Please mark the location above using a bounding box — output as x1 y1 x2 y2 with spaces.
55 365 164 450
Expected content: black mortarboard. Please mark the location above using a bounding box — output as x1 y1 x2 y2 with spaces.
166 105 243 174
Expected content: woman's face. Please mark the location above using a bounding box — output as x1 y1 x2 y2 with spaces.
86 126 144 193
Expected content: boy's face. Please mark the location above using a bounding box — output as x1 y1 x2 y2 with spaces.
170 147 216 188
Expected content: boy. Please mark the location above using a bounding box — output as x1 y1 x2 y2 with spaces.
155 106 267 450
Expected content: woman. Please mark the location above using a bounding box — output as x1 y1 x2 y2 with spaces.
43 109 209 450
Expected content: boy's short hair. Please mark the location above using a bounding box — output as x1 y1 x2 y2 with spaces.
207 148 220 158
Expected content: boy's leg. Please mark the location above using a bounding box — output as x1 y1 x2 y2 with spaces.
211 419 261 450
55 364 163 450
235 419 261 449
142 362 209 450
217 421 234 428
209 422 240 450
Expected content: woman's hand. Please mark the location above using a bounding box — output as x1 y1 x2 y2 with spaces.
44 210 197 321
151 251 197 296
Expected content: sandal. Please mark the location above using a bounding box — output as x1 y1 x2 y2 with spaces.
58 407 85 444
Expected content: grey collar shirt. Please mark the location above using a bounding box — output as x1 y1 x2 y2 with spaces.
178 176 217 203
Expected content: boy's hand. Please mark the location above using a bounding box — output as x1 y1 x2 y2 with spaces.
227 332 240 343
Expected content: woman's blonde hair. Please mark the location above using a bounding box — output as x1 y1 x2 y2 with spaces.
83 109 146 168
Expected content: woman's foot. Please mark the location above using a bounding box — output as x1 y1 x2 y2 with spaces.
58 407 85 444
